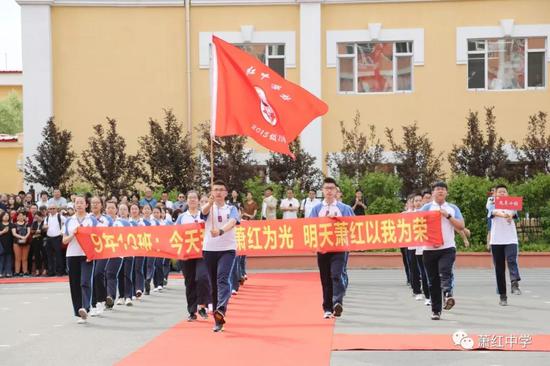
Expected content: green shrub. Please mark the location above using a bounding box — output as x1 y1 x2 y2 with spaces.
359 172 403 206
512 174 550 218
367 197 403 214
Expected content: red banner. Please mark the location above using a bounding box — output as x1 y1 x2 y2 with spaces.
495 196 523 211
75 211 443 261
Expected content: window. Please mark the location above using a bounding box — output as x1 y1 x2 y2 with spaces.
467 37 546 90
235 44 285 77
337 41 413 93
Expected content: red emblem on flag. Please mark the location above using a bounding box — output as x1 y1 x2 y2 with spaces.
210 36 328 157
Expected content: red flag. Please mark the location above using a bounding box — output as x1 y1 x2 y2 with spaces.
210 36 328 157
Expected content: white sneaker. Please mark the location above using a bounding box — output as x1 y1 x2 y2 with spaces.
323 311 333 319
125 298 133 306
89 307 99 317
96 302 105 315
231 290 237 295
132 296 136 301
77 318 87 324
415 294 424 301
136 290 143 299
78 308 88 321
156 286 163 292
116 298 125 306
425 299 431 306
152 287 159 292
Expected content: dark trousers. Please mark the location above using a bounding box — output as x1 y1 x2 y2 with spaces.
31 238 47 273
491 244 521 296
134 257 145 294
239 256 247 277
120 257 134 299
317 251 348 312
416 254 430 299
408 249 422 295
423 247 456 313
231 256 241 292
203 250 236 315
67 256 94 317
0 243 13 276
106 257 123 299
163 258 171 280
400 247 410 284
182 258 212 315
92 259 108 306
46 235 64 275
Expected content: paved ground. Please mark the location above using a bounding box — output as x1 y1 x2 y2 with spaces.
0 269 549 365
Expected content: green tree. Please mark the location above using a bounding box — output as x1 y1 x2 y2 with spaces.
448 107 508 179
196 121 257 193
512 111 550 176
0 92 23 134
386 122 444 195
24 117 75 192
139 109 195 192
326 111 384 180
77 118 143 196
267 138 323 193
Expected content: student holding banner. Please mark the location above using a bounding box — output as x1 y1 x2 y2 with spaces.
201 180 240 332
114 203 134 307
90 197 113 317
309 177 354 319
488 184 522 306
129 203 148 301
421 181 465 320
176 191 211 321
104 201 124 309
62 196 97 323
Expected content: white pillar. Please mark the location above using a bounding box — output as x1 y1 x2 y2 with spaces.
19 1 53 188
299 2 323 171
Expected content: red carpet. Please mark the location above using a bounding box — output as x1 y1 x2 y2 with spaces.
332 334 550 352
117 272 335 366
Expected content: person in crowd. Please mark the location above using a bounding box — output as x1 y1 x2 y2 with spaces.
30 211 47 276
486 187 496 248
280 189 299 219
421 189 432 205
12 209 31 276
44 203 66 276
159 191 173 210
421 181 465 320
139 188 157 208
335 187 343 202
37 191 49 209
48 189 68 209
173 193 188 212
310 177 354 319
300 189 320 219
114 203 134 307
261 187 277 220
0 211 14 277
129 203 150 300
201 180 240 332
145 206 165 295
400 198 412 287
407 193 430 304
130 193 140 205
239 192 258 284
23 193 34 208
66 193 77 209
0 194 8 212
63 196 97 323
176 190 211 321
7 195 17 211
351 189 367 216
488 184 522 306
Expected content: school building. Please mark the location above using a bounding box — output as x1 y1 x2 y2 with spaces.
8 0 550 191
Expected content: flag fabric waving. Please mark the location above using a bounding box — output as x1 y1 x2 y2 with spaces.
210 36 329 157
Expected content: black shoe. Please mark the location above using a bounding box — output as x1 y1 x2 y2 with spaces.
213 322 224 332
198 307 208 320
511 281 521 295
431 312 441 320
214 310 225 325
163 278 168 287
444 296 455 310
239 277 245 286
105 296 114 309
499 295 508 306
333 303 343 317
145 281 151 295
187 313 197 322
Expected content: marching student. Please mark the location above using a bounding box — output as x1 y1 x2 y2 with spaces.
161 207 173 287
89 196 113 317
407 193 430 303
177 190 211 321
129 204 151 300
104 201 125 309
62 196 98 323
115 203 135 306
145 207 166 294
421 181 465 320
309 177 354 319
488 184 522 306
201 180 240 332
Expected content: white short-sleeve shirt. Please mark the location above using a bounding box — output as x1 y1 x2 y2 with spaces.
203 204 240 252
420 201 463 251
64 214 97 257
489 209 518 245
280 198 300 219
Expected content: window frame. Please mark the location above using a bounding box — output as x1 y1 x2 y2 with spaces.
467 37 547 91
336 41 414 95
234 43 286 78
